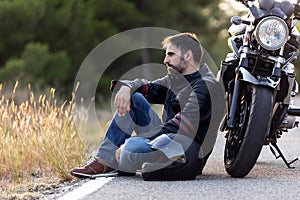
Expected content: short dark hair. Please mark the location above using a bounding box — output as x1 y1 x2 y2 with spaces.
162 32 203 64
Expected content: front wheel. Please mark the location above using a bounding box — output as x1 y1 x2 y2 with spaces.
224 84 274 178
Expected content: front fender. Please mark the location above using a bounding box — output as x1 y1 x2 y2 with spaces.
238 67 279 89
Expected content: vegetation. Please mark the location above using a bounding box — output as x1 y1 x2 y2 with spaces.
0 82 88 199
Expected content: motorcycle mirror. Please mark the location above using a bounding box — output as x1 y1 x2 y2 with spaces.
231 16 243 25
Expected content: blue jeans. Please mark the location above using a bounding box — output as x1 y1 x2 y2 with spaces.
97 93 162 172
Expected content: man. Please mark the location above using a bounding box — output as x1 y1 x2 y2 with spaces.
71 32 221 180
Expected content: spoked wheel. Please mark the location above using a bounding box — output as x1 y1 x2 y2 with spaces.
224 84 274 178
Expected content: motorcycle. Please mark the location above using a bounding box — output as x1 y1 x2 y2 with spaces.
219 0 300 177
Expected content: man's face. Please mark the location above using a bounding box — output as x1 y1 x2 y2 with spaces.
163 43 185 74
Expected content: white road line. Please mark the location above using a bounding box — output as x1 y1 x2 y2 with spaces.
58 177 114 200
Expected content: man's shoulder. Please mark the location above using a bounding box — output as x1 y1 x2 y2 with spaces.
199 64 216 82
192 66 224 96
191 65 216 88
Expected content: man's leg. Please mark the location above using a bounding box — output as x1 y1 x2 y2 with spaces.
97 93 162 168
141 134 203 181
71 93 161 177
118 137 161 173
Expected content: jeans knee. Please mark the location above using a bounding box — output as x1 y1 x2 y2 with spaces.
131 92 144 102
118 137 152 172
130 93 150 109
122 137 150 153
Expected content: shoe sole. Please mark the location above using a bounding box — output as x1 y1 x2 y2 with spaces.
71 170 119 179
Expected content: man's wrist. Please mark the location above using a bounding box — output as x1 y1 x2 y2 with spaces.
120 85 131 93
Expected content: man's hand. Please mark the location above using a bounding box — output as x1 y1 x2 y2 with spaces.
114 85 131 116
115 144 124 163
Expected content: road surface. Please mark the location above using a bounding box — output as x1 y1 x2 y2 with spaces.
59 97 300 200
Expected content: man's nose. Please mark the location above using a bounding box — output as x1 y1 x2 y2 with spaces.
163 56 169 64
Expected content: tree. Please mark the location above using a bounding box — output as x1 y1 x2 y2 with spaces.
0 0 44 65
0 0 226 99
0 42 71 92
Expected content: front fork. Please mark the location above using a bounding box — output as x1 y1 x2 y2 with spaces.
227 78 241 129
227 35 249 129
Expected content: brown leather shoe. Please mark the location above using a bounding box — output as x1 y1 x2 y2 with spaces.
71 157 118 178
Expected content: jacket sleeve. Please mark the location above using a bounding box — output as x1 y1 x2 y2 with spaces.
110 76 169 104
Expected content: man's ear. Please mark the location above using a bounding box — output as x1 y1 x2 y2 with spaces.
184 50 193 62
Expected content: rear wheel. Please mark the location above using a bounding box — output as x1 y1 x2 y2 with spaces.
224 84 274 178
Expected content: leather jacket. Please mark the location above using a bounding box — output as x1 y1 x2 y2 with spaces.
110 64 216 145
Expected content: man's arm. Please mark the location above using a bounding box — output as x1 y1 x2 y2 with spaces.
110 76 169 104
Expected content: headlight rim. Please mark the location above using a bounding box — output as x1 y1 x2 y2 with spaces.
254 16 289 51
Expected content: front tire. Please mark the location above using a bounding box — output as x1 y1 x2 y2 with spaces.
224 84 274 178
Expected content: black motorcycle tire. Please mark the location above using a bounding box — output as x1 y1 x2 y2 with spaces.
224 84 274 178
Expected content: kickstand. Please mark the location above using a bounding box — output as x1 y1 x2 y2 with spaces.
269 142 299 168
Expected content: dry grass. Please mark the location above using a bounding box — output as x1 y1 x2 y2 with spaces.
0 82 90 199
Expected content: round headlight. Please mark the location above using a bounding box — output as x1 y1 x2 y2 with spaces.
254 16 288 51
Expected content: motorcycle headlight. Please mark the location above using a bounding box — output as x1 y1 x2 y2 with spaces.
254 16 288 51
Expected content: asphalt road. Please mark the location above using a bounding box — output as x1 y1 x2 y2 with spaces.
66 97 300 200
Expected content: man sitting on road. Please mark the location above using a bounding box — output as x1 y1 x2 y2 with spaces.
71 32 224 180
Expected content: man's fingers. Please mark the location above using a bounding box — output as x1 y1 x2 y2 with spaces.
114 96 120 108
115 148 120 162
127 102 131 111
117 108 126 116
115 145 124 163
114 98 130 116
114 85 131 116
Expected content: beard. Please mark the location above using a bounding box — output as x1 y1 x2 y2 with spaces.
167 57 185 74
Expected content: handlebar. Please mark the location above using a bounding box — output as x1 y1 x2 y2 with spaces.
234 0 263 19
231 16 251 25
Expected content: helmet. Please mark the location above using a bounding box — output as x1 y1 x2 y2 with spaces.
142 134 211 181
